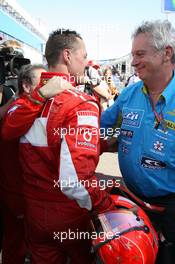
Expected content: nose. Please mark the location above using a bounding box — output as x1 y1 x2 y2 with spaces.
131 55 139 67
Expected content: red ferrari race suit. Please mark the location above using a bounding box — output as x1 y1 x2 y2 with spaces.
0 138 27 264
0 76 47 263
2 72 115 264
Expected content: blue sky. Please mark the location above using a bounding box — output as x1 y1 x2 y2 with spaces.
17 0 175 60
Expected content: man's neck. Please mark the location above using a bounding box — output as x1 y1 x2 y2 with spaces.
149 94 161 106
48 65 69 74
145 69 173 94
145 69 174 106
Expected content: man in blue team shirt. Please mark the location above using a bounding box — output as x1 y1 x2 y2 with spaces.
101 20 175 263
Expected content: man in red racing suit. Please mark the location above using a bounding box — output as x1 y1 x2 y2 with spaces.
2 29 115 264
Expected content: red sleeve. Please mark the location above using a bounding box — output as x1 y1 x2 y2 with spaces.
1 94 44 140
48 96 115 214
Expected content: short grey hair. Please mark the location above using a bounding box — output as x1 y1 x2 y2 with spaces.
18 64 46 94
132 20 175 63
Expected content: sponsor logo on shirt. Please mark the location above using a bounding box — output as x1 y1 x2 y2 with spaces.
164 119 175 131
122 108 144 128
121 145 129 154
76 111 98 152
77 111 98 128
121 129 133 138
141 156 166 169
153 141 164 152
149 140 165 157
121 139 132 145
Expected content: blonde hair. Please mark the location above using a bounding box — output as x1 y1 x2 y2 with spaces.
1 40 22 49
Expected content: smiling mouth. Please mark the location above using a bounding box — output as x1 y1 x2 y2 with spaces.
136 67 144 73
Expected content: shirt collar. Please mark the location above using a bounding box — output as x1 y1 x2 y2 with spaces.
40 72 76 87
141 71 175 105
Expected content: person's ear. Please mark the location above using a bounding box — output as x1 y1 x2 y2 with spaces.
163 46 173 63
63 49 72 65
22 81 31 94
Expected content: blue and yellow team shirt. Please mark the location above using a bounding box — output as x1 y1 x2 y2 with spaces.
101 75 175 197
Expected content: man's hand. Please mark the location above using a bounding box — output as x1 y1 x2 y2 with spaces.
100 137 118 154
39 76 74 99
106 136 118 152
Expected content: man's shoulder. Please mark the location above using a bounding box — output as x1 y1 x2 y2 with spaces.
47 90 99 121
54 89 98 105
121 81 143 96
47 90 99 129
